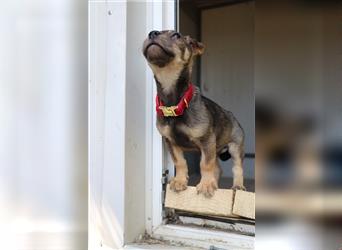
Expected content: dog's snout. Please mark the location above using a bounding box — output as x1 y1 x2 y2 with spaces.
148 30 160 39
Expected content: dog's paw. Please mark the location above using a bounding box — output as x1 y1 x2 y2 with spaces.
231 185 246 191
169 177 188 192
196 178 218 198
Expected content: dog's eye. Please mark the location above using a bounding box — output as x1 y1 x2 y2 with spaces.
171 32 181 39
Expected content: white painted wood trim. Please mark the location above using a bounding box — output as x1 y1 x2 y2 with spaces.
162 0 177 180
124 244 202 250
144 1 154 235
148 0 164 233
145 0 176 234
178 216 255 235
89 1 127 248
153 224 254 250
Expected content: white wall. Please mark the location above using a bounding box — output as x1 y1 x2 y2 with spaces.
0 0 87 249
201 3 255 179
89 1 128 248
179 1 200 85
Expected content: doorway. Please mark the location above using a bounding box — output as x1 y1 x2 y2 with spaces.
179 0 255 192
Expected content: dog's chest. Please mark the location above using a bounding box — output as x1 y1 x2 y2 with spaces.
157 120 197 148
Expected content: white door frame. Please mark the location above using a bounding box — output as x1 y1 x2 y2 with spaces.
145 0 176 235
144 2 253 250
89 1 254 249
89 0 175 249
144 2 253 249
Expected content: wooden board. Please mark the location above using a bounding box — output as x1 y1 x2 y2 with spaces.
165 185 234 217
165 185 255 220
232 190 255 219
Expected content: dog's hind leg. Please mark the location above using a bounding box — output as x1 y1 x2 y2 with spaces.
196 135 221 197
166 140 189 192
229 142 246 190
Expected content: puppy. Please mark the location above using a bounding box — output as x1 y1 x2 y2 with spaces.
142 30 245 197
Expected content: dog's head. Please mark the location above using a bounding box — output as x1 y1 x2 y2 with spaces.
142 30 205 68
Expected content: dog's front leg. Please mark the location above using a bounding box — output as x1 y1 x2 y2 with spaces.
196 135 220 197
166 140 189 192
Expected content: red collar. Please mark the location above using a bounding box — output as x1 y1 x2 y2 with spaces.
156 84 194 117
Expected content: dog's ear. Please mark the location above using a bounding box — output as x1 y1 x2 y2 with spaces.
185 36 205 56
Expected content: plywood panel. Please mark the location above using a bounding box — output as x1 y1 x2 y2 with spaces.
165 185 255 220
232 190 255 219
165 185 234 217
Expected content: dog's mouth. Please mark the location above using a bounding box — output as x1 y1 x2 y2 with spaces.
144 42 174 67
145 42 174 57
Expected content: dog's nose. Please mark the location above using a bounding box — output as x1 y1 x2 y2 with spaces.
148 30 160 39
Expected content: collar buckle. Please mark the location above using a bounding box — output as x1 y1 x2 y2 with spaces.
159 106 178 117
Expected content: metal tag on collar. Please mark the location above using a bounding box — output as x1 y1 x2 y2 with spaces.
159 106 178 117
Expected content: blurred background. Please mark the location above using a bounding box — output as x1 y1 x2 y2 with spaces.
0 0 87 249
256 1 342 249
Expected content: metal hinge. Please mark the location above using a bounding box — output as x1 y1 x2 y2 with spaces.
161 169 169 208
209 246 228 250
161 169 169 184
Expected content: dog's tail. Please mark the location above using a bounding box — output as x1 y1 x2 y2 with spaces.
219 147 231 161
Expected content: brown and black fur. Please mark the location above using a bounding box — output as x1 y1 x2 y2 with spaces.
142 30 245 197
